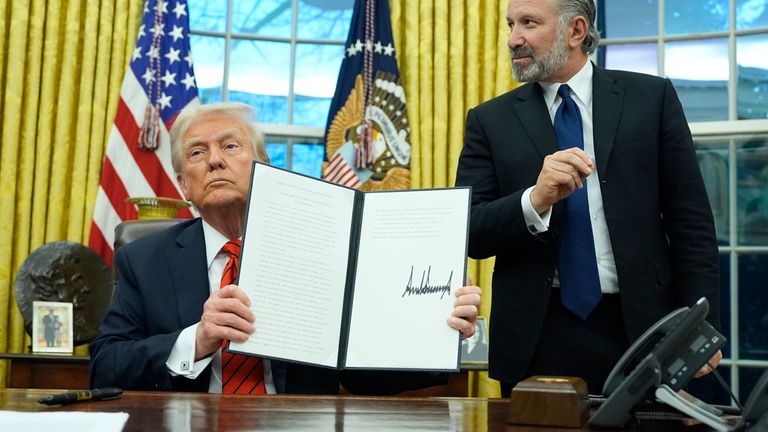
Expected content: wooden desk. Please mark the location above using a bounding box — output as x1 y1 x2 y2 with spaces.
0 353 471 396
0 353 89 389
0 388 712 431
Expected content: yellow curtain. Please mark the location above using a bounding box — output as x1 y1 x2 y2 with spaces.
0 0 143 387
390 0 520 397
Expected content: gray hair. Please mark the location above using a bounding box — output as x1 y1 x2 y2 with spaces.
556 0 601 55
169 102 269 174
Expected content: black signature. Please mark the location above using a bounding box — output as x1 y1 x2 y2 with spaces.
402 265 452 299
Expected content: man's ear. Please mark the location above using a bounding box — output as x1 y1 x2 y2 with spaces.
569 16 589 50
177 174 190 200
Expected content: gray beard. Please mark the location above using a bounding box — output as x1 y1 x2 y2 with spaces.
511 27 570 82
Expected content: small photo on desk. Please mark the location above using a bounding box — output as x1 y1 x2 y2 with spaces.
32 301 73 354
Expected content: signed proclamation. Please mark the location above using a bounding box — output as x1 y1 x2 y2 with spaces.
232 162 469 371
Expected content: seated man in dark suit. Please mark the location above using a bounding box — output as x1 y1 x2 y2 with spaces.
89 102 481 395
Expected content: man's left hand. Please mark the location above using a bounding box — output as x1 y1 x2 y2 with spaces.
694 350 723 378
447 285 481 338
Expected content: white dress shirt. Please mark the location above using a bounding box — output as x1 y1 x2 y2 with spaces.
521 60 619 294
165 220 276 393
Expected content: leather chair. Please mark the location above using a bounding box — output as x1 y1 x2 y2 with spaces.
112 219 186 300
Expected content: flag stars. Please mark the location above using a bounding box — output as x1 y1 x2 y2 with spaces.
132 46 143 62
138 24 146 38
172 2 187 18
184 53 193 67
141 68 156 85
158 92 172 109
169 25 184 42
165 46 181 64
147 45 160 59
150 21 165 37
181 72 196 90
346 39 395 58
160 70 177 87
154 0 168 15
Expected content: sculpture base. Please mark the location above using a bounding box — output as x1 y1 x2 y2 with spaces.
507 376 589 428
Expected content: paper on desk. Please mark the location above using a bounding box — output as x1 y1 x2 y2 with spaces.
0 410 129 432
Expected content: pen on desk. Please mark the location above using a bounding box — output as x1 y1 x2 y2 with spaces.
38 387 123 405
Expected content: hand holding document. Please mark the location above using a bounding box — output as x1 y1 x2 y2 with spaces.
231 162 471 371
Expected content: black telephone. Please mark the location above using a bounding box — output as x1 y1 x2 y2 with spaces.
590 297 726 428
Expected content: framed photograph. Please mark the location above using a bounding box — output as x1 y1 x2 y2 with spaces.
32 301 74 353
460 316 488 369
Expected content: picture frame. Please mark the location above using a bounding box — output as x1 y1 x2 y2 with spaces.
32 301 74 354
460 316 488 369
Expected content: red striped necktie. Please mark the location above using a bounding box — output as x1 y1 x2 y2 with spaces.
219 239 266 394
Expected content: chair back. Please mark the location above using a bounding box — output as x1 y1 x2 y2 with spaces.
112 219 186 300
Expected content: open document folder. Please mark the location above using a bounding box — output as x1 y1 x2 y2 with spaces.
230 162 471 372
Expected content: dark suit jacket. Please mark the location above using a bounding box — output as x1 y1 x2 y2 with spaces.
455 65 720 385
89 218 445 394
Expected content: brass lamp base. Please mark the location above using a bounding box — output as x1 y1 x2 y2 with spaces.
126 197 191 219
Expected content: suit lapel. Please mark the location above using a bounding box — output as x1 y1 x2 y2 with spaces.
592 67 624 179
511 83 558 159
167 219 210 327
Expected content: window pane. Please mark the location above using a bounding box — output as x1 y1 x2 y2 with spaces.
740 367 768 404
737 137 768 245
188 0 226 33
293 43 344 127
232 0 292 37
228 39 290 124
696 140 730 245
739 253 768 360
665 0 729 35
737 0 768 30
266 142 287 168
601 0 658 38
292 143 324 177
737 34 768 120
665 38 729 121
190 35 225 103
297 0 354 40
597 43 657 76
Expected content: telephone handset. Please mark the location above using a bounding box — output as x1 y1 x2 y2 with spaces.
590 297 726 428
743 369 768 432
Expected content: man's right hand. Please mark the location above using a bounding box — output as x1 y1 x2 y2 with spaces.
195 285 255 360
530 147 595 214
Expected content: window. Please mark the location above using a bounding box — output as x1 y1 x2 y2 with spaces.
188 0 355 175
598 0 768 404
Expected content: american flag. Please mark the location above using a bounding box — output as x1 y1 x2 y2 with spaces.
88 0 199 265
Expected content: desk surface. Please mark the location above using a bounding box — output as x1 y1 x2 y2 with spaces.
0 388 713 432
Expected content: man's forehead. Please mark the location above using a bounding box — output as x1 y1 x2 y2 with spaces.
184 126 245 146
507 0 556 18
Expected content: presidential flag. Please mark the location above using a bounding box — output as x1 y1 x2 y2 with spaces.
89 0 199 265
323 0 410 191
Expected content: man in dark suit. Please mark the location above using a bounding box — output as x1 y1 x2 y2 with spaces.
90 102 481 394
455 0 721 395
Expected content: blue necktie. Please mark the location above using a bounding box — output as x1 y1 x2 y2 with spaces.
554 84 602 320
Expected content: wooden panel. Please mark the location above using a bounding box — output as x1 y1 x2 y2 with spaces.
1 354 89 390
